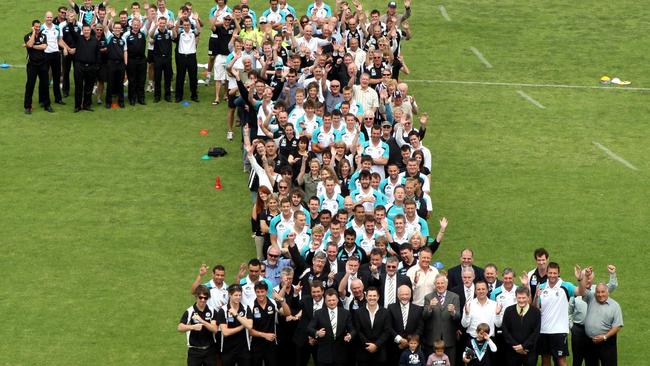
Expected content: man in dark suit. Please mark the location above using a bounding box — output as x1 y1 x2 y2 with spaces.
335 256 371 301
288 240 332 296
423 273 461 366
484 263 503 297
359 248 386 278
294 281 326 366
447 248 485 289
353 287 391 366
308 288 356 366
386 285 423 366
450 266 477 364
368 256 412 308
501 287 541 366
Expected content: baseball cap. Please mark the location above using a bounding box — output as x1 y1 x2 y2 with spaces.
259 16 268 24
381 121 392 127
388 1 397 8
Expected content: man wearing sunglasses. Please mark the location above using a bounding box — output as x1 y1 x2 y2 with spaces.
178 285 219 366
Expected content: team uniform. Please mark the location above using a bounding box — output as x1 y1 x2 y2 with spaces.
151 27 174 102
59 20 82 97
41 23 63 103
104 31 127 107
250 299 280 366
123 29 148 105
218 303 253 366
175 26 200 102
180 304 218 366
23 30 50 112
537 279 576 358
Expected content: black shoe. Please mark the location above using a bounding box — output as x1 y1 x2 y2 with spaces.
45 106 54 113
106 103 112 109
191 96 199 103
154 96 161 103
24 108 32 115
83 106 94 112
119 102 125 108
164 96 172 102
138 99 146 105
74 107 81 113
55 100 66 105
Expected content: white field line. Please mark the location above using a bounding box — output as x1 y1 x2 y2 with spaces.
405 79 650 92
592 142 639 171
439 5 452 21
470 47 493 68
516 90 546 109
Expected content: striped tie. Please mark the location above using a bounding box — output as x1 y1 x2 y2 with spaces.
330 310 337 337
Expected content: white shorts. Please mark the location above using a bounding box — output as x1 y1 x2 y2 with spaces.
213 54 228 81
227 74 238 90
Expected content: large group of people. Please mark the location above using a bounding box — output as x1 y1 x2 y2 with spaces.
22 1 624 366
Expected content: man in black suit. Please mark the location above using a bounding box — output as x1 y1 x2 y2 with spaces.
501 287 541 366
288 239 332 296
450 266 477 364
386 285 423 366
294 281 326 366
484 263 503 297
368 256 412 308
308 288 356 366
335 256 370 302
423 273 461 366
447 248 485 289
359 248 386 277
324 242 346 274
353 287 391 366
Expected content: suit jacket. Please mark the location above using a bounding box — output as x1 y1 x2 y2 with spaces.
387 302 424 340
353 305 392 362
368 273 413 307
447 264 485 290
293 296 321 346
289 244 331 296
501 304 541 352
308 307 356 364
450 284 472 311
359 262 386 278
422 291 461 347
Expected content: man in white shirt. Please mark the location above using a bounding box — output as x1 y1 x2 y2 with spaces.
406 247 438 306
351 73 379 115
173 18 200 102
461 281 503 338
191 264 229 310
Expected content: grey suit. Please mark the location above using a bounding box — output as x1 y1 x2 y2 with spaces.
422 291 461 366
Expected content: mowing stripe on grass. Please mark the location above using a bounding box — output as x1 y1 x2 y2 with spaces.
516 90 545 109
470 47 493 68
592 142 639 171
406 79 650 91
439 5 451 21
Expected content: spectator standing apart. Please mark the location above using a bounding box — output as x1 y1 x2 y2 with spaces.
174 18 200 102
209 13 235 114
218 284 254 366
73 24 100 112
178 285 219 366
400 335 426 366
150 16 174 102
447 248 485 290
575 266 622 366
191 264 229 311
24 19 52 114
41 11 66 106
501 287 541 366
123 17 148 105
422 274 460 365
534 262 576 366
406 248 438 306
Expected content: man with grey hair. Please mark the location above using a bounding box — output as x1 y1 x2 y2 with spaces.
264 245 293 288
451 266 476 310
423 273 460 365
288 237 331 296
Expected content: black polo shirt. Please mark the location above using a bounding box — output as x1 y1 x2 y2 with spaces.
212 23 235 56
61 21 82 49
251 298 278 348
179 304 217 348
106 33 126 62
74 35 100 64
24 32 47 65
124 30 147 60
217 303 253 352
152 29 173 57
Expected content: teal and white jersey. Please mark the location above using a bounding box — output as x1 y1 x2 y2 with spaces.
311 126 337 149
389 228 410 245
385 203 405 222
337 128 365 150
262 8 286 25
209 5 233 19
379 177 405 205
156 8 175 21
323 231 344 247
346 219 365 238
280 225 312 253
356 230 380 255
318 192 345 213
360 140 390 177
269 213 294 237
350 187 386 213
490 284 517 309
296 114 322 136
316 181 341 198
279 4 297 17
288 105 305 130
404 215 429 238
40 23 61 53
306 2 332 19
538 279 576 334
335 100 363 117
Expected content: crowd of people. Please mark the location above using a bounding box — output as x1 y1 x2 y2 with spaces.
22 1 624 366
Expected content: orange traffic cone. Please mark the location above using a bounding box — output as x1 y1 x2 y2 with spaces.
214 176 222 190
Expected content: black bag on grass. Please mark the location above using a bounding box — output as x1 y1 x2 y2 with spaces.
207 147 228 157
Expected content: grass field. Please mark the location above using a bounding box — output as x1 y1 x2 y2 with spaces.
0 1 648 365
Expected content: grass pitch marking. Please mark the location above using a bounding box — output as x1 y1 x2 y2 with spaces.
439 5 451 21
470 47 493 68
516 90 546 109
406 79 650 92
592 142 639 171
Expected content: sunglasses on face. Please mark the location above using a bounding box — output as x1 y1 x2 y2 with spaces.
198 296 209 300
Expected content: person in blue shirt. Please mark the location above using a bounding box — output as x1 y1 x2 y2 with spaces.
400 334 426 366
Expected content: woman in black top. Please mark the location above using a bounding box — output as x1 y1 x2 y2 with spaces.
337 158 353 198
252 186 273 259
259 194 280 260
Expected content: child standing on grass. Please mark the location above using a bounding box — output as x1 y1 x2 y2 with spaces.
400 334 426 366
426 339 451 366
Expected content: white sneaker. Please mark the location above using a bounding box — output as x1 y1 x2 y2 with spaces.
92 85 97 95
123 80 129 87
227 131 234 141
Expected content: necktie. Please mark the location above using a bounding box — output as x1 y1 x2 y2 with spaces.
330 310 337 337
466 288 472 300
386 276 395 306
401 305 408 329
438 293 445 306
488 283 493 293
519 307 524 317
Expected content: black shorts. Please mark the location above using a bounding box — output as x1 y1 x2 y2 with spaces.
147 50 154 64
227 94 238 109
208 38 219 56
538 333 569 358
96 63 107 82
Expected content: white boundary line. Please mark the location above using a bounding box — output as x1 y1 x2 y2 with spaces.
592 142 639 171
406 79 650 91
470 47 493 68
516 90 545 109
439 5 452 22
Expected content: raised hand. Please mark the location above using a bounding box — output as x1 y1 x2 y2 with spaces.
439 217 448 230
464 301 471 315
607 264 616 274
199 264 209 276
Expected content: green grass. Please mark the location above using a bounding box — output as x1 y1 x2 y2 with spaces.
0 0 648 365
